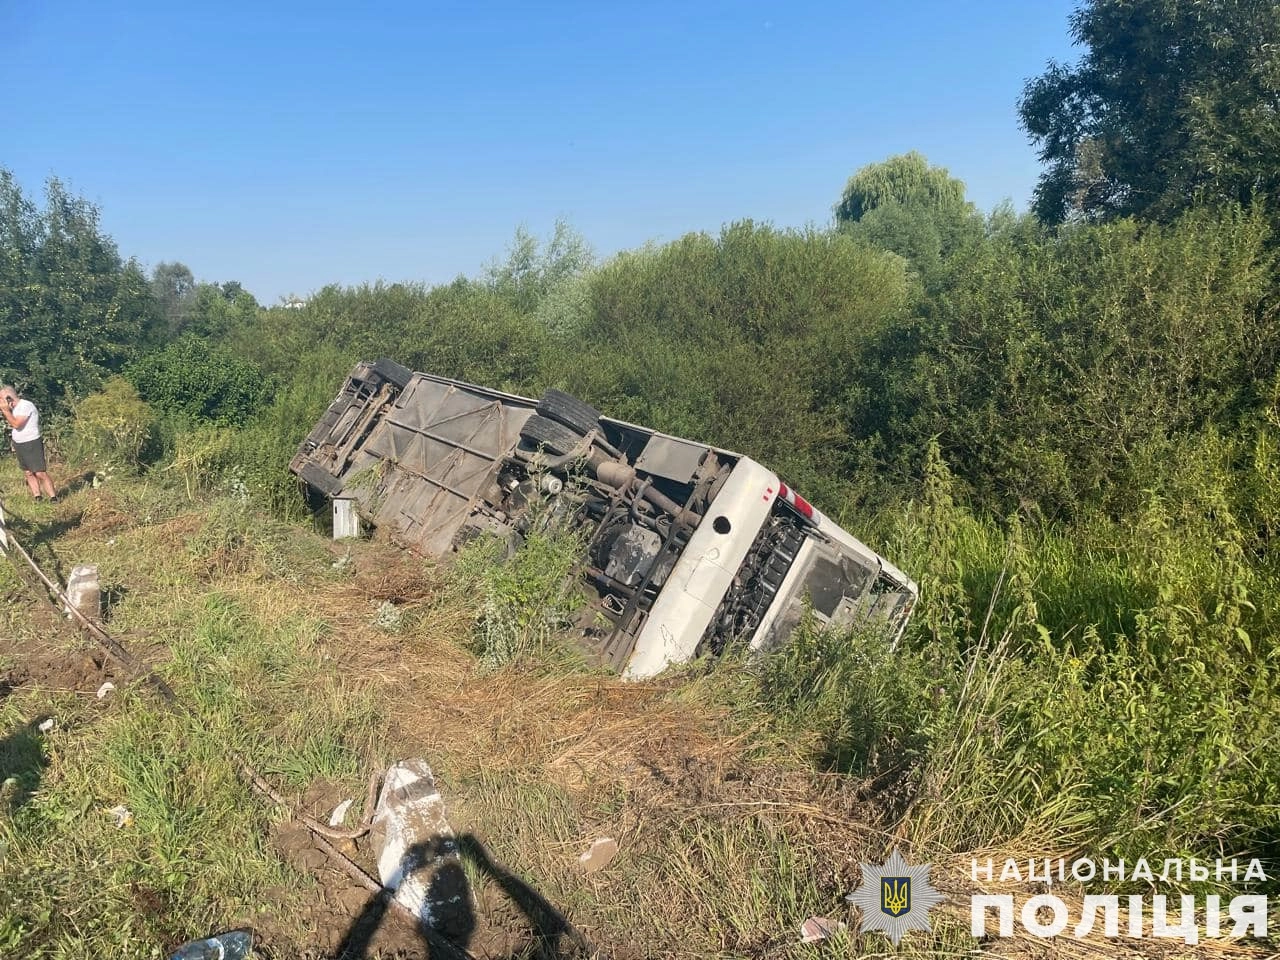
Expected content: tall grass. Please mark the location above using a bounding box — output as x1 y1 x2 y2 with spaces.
450 522 588 669
760 444 1280 891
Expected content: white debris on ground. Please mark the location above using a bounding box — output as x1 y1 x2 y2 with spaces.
370 759 472 936
64 564 101 620
328 798 354 827
372 600 402 632
578 837 619 873
799 916 847 943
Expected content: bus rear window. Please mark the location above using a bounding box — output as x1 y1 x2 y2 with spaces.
802 553 876 618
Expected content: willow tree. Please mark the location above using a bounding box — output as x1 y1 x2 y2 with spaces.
835 153 983 288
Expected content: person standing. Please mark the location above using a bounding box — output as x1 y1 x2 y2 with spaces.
0 386 56 502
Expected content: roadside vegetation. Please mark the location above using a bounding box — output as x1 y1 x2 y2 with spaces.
2 0 1279 955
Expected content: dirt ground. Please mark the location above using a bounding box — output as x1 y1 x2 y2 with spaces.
264 791 594 960
3 474 1273 960
2 483 815 959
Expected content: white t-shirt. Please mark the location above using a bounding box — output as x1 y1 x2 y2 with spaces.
11 399 39 443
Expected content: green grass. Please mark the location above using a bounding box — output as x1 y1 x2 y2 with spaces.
0 473 385 957
451 521 590 670
1 450 1277 958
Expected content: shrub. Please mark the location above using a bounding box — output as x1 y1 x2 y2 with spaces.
127 335 269 426
758 615 943 790
454 524 586 668
68 377 156 472
168 425 235 500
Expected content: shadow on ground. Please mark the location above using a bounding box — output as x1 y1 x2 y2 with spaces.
0 713 48 813
335 833 594 960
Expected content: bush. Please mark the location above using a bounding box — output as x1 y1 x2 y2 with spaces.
127 335 269 426
168 425 235 500
758 615 943 791
889 205 1277 518
453 524 586 668
68 377 156 472
876 446 1280 881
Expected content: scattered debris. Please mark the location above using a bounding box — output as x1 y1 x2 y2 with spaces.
168 929 253 960
370 759 472 936
328 798 354 827
799 916 846 943
64 564 102 621
108 804 134 828
96 681 115 699
373 600 402 632
37 718 54 734
578 837 619 873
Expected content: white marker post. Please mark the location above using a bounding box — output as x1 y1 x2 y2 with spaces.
333 498 361 540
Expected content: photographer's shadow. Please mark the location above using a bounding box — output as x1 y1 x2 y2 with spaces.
335 832 594 960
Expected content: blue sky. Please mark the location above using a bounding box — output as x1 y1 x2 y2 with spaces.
2 1 1080 302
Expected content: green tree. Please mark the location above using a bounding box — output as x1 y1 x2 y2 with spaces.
835 152 969 225
0 170 158 405
889 205 1275 516
128 334 269 425
835 154 982 287
552 221 911 504
186 282 259 339
150 261 196 335
485 220 593 314
1019 0 1280 224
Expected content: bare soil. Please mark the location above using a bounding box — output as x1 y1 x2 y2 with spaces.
0 493 887 960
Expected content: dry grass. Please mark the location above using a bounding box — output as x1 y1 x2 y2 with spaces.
73 488 135 537
135 522 896 955
0 472 1273 959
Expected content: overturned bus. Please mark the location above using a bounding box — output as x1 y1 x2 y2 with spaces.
290 359 917 679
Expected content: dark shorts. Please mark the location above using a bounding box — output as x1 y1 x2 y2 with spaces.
14 438 46 473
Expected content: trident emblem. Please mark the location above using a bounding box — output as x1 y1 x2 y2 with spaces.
881 876 911 917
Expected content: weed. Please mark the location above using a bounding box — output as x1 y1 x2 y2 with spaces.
758 614 942 793
372 599 402 633
66 378 156 475
166 425 234 501
458 524 587 669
